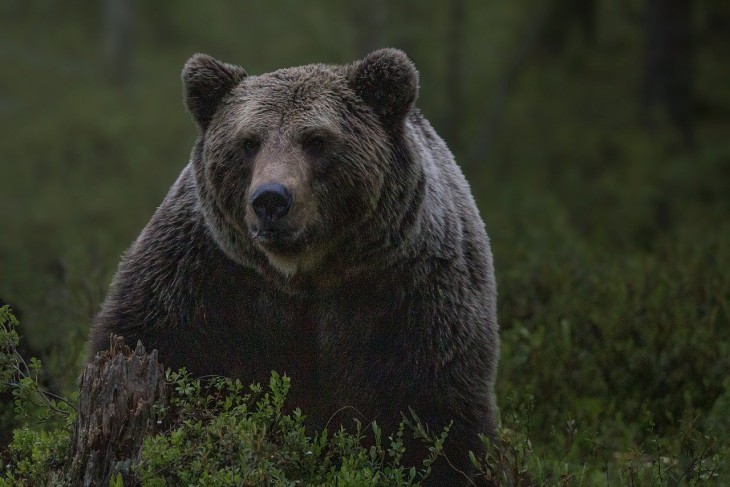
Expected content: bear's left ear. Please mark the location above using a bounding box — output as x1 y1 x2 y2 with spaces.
182 53 247 130
349 48 419 130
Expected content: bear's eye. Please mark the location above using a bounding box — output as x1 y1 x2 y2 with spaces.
241 137 261 157
302 134 328 157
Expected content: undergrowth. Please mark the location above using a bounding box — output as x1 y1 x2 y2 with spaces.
134 369 446 486
1 305 727 486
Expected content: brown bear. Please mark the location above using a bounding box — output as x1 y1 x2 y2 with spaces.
89 48 499 485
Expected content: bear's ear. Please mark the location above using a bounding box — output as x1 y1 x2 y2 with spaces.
349 48 419 130
182 53 247 130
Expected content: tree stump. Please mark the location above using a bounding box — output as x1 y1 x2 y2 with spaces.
68 335 167 486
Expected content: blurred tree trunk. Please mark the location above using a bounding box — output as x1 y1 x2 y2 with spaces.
352 0 386 56
641 0 696 148
701 0 730 40
543 0 598 53
468 5 551 166
103 0 135 87
577 0 598 45
444 0 465 150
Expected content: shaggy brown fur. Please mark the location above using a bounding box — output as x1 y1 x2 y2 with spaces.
89 49 499 485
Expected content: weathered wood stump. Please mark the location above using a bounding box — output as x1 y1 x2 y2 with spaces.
68 335 167 486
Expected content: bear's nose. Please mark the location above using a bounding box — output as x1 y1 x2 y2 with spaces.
250 183 293 222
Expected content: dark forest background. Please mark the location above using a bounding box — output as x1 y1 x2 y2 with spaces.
1 0 729 483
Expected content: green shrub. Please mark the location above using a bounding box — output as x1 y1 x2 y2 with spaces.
1 305 73 486
135 370 443 486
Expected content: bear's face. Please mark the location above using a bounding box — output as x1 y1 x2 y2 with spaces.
182 50 418 278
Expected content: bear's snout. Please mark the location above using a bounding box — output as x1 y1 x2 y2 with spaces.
250 183 293 223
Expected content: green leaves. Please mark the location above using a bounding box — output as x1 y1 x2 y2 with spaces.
136 371 438 486
0 306 73 486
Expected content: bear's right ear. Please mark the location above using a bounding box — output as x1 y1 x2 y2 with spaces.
182 53 247 130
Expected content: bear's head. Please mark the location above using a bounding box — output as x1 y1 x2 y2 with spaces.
182 49 420 283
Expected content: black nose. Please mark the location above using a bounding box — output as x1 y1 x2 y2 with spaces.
250 183 292 222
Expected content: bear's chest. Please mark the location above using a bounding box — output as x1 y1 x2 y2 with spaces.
193 261 425 425
191 260 314 389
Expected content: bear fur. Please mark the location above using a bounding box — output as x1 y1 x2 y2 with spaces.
89 48 499 485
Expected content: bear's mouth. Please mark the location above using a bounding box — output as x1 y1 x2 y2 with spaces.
249 224 306 255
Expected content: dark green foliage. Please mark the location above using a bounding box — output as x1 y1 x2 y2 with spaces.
470 395 727 485
0 306 72 486
135 371 442 486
